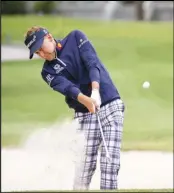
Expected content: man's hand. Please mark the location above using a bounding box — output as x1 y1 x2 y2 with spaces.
91 88 101 111
77 93 96 113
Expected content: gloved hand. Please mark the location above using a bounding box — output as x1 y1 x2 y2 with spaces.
91 88 101 111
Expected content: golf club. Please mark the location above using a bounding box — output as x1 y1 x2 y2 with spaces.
96 111 111 163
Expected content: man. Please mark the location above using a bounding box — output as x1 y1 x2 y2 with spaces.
24 26 125 190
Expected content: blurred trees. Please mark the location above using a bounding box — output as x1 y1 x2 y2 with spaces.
1 1 57 15
33 1 56 14
135 1 144 20
122 1 144 20
1 1 172 21
1 1 26 14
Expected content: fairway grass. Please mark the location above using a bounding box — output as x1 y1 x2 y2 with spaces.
1 16 173 151
1 15 173 44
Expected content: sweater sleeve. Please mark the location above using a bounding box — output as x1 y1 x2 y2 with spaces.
41 72 81 100
75 30 101 83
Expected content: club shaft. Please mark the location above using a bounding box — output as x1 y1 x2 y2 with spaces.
96 112 110 158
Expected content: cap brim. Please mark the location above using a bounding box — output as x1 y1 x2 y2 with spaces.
29 38 44 59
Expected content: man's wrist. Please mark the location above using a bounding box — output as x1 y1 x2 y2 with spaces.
92 81 100 90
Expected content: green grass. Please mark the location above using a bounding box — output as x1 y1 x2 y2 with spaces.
1 15 173 151
1 15 173 44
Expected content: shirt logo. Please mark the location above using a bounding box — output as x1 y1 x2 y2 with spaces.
57 43 62 49
27 35 36 48
53 64 64 74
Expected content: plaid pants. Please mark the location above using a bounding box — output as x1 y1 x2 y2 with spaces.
73 99 125 190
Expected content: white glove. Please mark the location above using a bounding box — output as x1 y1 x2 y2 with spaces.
91 89 101 111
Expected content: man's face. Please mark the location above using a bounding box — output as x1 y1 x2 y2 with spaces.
35 34 56 61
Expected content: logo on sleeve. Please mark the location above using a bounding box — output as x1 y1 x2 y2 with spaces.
46 74 54 85
78 38 88 48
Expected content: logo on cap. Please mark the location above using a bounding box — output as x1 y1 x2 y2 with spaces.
43 29 48 34
27 35 36 48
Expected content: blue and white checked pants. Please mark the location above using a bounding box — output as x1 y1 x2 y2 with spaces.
73 99 125 190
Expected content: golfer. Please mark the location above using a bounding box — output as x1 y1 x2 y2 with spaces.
24 26 125 190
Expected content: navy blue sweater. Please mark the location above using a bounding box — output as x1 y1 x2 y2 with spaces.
41 30 121 112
